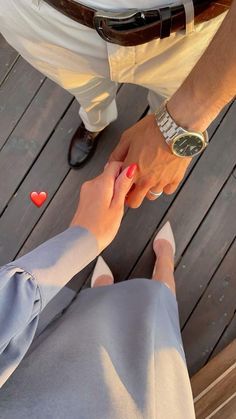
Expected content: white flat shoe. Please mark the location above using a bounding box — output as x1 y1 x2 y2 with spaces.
152 221 176 277
91 256 114 288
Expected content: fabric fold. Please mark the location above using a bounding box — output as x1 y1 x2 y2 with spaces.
0 226 99 387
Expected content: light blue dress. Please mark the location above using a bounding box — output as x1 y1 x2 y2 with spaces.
0 227 195 418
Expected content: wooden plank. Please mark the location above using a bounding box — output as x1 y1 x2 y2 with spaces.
207 102 232 138
170 101 236 264
210 313 236 359
130 101 236 283
0 99 79 265
182 232 236 375
211 394 236 419
0 84 147 262
0 58 45 150
103 195 175 282
177 174 236 330
0 78 72 214
191 340 236 399
0 35 19 85
13 84 148 291
191 341 236 418
194 365 236 418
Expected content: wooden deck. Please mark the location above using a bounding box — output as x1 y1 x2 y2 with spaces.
0 34 236 377
191 340 236 418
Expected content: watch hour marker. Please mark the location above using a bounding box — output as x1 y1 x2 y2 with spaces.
174 134 204 157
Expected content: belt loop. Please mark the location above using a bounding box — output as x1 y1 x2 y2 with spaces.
159 7 172 39
182 0 195 35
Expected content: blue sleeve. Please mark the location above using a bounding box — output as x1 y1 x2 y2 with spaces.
0 226 98 387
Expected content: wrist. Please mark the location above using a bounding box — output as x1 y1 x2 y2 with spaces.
166 65 229 133
155 102 208 158
151 114 180 159
70 217 103 251
167 93 216 133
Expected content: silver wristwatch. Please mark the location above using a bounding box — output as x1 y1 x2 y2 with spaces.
155 102 209 158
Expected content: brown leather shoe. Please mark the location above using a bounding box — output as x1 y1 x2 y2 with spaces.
68 122 102 169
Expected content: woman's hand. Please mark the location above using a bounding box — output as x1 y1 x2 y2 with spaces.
70 162 137 251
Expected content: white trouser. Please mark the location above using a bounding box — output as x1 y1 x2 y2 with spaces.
0 0 227 131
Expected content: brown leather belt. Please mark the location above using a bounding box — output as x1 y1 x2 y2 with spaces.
43 0 231 46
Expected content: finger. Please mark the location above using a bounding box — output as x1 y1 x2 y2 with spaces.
146 183 164 201
163 182 179 195
102 161 123 180
111 163 138 208
125 181 151 208
94 161 123 204
103 162 109 170
109 138 129 163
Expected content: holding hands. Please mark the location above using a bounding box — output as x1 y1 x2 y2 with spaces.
73 113 192 248
109 114 192 208
71 162 137 251
72 110 195 251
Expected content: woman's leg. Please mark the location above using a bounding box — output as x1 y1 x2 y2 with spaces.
93 239 176 290
91 257 114 288
152 238 176 295
93 275 114 288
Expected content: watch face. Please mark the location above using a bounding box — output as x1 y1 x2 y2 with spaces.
172 134 205 157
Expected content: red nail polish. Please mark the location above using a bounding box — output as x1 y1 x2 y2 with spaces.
126 164 137 179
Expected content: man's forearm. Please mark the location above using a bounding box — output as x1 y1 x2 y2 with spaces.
168 1 236 132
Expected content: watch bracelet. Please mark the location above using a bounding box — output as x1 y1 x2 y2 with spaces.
154 101 209 145
154 101 182 145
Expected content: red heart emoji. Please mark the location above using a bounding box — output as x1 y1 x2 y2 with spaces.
30 191 48 208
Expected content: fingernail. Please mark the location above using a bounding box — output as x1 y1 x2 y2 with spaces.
104 163 109 169
126 164 137 179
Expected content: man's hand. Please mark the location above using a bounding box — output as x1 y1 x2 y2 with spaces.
109 114 191 208
110 0 236 209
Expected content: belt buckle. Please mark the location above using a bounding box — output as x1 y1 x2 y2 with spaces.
94 9 142 45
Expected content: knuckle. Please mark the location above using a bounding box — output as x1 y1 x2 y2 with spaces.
133 201 142 208
173 179 182 189
147 195 154 201
122 127 129 137
81 181 89 191
165 189 174 195
119 134 125 143
126 195 139 208
175 174 183 183
82 179 96 192
94 179 102 190
165 183 177 195
128 201 140 209
138 178 152 190
145 170 157 184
